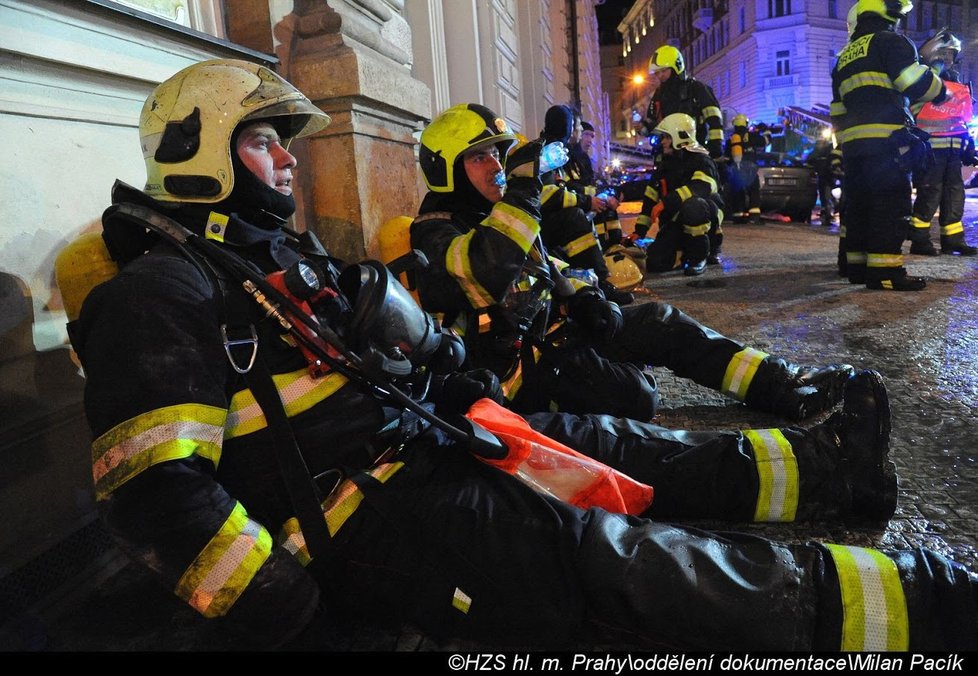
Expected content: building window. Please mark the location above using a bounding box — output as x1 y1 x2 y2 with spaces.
739 61 747 87
739 7 746 33
776 50 790 76
768 0 791 18
829 0 838 19
112 0 225 37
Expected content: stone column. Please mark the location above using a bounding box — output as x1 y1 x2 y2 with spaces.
281 0 431 263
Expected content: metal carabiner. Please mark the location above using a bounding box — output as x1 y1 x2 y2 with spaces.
221 323 258 374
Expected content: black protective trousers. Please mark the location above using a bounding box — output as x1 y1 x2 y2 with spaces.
316 423 976 651
514 300 791 421
843 144 912 278
645 196 718 272
912 146 965 228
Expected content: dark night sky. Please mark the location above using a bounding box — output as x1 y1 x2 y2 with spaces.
595 0 633 45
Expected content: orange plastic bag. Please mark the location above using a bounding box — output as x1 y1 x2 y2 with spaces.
465 399 654 515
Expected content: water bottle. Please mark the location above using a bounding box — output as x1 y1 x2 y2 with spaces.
539 142 570 174
564 267 599 287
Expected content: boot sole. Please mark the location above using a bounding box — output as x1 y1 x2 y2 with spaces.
845 370 897 524
787 365 855 421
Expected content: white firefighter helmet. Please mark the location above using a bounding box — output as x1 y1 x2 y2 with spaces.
919 28 962 67
604 246 645 291
140 59 331 204
653 113 702 151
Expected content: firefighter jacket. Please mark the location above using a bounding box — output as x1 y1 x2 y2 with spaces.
634 148 723 238
830 14 946 158
72 184 399 647
410 176 592 388
642 75 724 150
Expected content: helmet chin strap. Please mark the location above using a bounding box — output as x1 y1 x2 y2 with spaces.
226 135 297 229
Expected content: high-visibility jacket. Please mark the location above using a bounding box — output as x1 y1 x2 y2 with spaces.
915 79 973 150
635 148 722 238
830 15 945 155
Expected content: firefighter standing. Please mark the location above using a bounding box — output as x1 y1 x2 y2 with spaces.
66 59 978 653
724 113 763 224
808 131 841 226
633 113 725 275
909 28 977 256
831 0 946 290
640 45 725 160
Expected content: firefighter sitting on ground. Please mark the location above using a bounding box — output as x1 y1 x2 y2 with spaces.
63 60 978 652
411 103 853 425
533 105 632 306
630 113 725 276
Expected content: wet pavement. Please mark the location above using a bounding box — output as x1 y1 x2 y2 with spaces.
5 191 978 652
640 193 978 573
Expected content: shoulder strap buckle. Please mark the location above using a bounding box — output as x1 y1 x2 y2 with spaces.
221 323 258 374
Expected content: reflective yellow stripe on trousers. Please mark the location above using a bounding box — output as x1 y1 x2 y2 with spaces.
743 429 798 522
721 347 768 401
824 544 909 651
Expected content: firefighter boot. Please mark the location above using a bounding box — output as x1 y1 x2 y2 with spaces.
908 230 939 256
795 369 896 524
865 267 926 291
941 233 978 256
707 232 723 266
829 369 896 523
682 234 708 277
746 358 856 422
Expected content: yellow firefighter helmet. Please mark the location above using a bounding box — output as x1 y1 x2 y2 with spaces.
603 246 645 292
647 45 686 78
140 59 330 204
854 0 913 23
419 104 518 193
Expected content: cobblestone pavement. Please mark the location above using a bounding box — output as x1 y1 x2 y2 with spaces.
640 195 978 573
11 193 978 652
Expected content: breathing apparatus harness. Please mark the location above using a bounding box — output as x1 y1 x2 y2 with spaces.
101 189 506 560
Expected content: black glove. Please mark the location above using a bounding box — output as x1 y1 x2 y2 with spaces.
707 138 724 159
506 138 545 179
963 138 978 167
432 369 504 415
566 290 623 346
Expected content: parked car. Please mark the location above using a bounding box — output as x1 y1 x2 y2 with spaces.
754 152 819 223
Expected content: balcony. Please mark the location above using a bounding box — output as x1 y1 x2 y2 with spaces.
765 74 797 88
692 7 713 32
